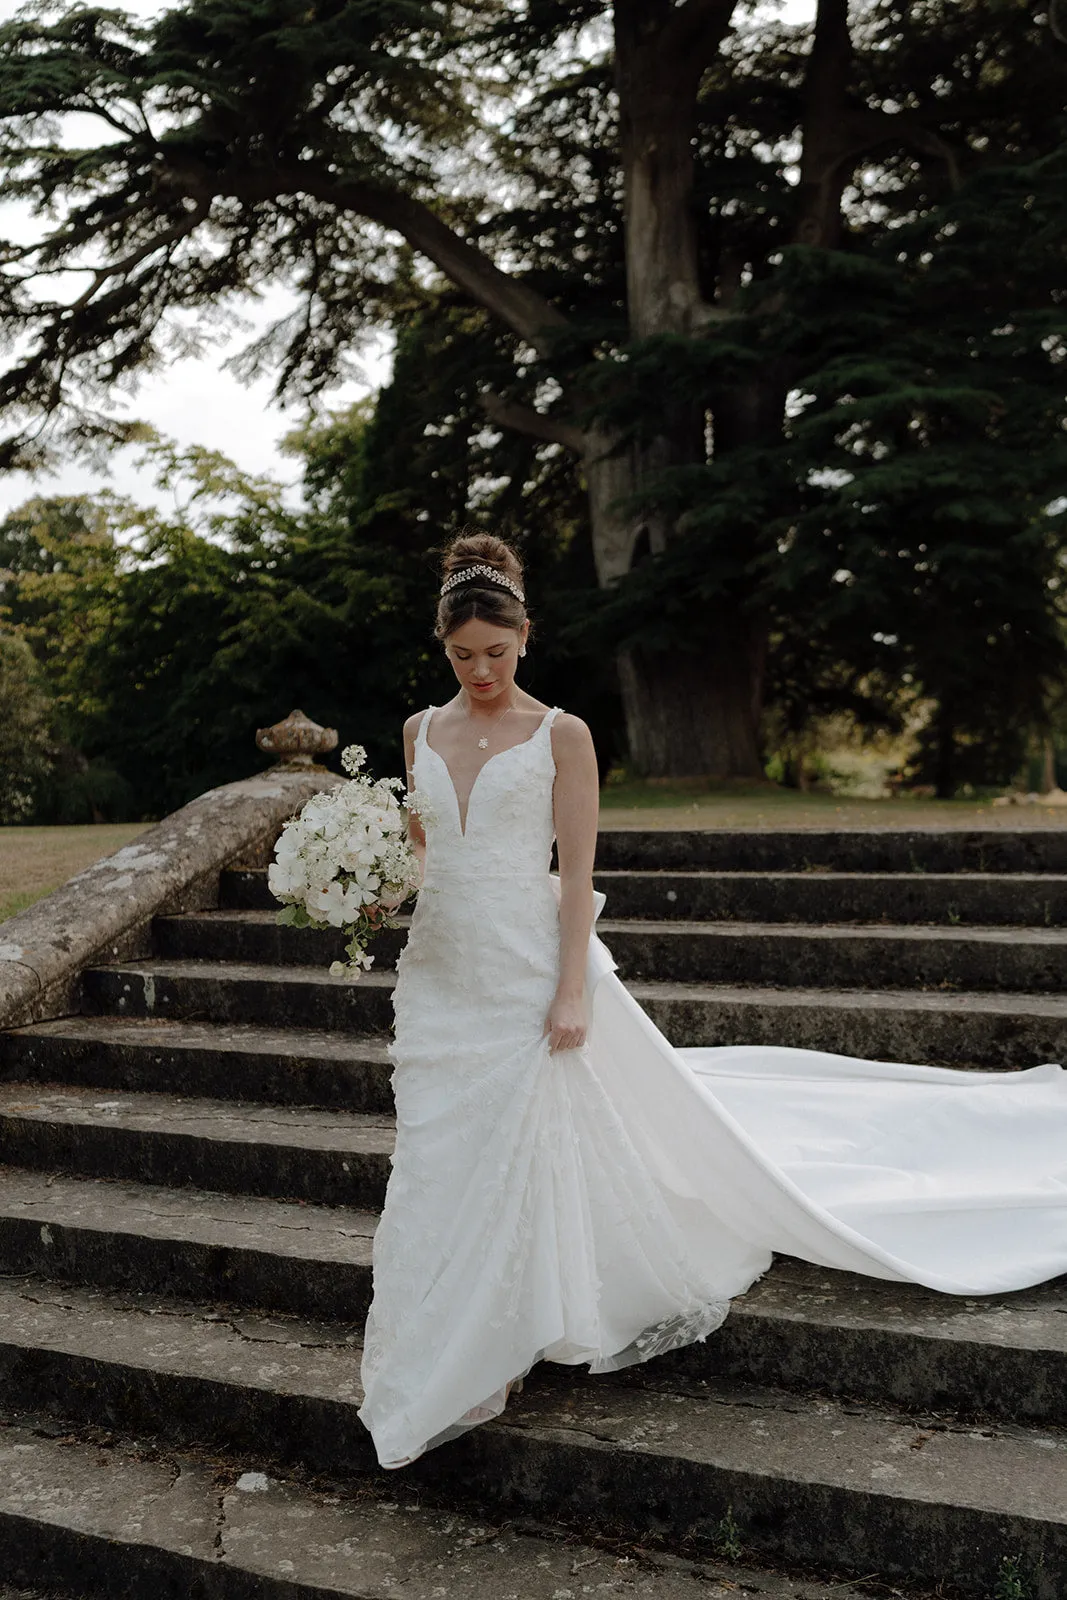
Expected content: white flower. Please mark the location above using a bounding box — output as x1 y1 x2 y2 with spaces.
275 828 305 862
268 860 305 898
310 882 347 926
340 882 369 917
268 742 418 972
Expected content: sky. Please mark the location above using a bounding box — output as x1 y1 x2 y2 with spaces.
0 0 818 520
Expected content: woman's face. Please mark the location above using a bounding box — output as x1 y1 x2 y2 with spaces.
444 616 530 702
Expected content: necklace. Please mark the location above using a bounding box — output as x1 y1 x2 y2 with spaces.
465 693 516 749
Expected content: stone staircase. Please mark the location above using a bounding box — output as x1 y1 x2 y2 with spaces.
0 825 1064 1599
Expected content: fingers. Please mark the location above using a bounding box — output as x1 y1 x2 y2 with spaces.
548 1026 587 1055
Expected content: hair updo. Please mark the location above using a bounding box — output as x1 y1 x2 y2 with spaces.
434 531 530 641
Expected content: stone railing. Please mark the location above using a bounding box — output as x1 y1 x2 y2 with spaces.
0 710 338 1030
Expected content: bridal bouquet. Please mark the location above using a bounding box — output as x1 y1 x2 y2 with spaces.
267 744 421 979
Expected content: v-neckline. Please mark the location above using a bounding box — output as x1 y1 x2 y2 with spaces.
423 705 556 839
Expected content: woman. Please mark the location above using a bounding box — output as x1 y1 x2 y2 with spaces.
356 532 1067 1472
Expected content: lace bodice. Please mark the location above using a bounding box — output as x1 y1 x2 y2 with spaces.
412 703 562 881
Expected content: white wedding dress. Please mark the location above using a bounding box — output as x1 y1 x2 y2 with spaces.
356 704 1067 1470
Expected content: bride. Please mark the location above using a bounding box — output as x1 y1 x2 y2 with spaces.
356 531 1067 1472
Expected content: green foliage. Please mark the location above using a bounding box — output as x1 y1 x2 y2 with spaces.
1 0 1065 788
0 371 609 817
276 903 311 928
0 627 53 822
713 1504 744 1563
566 67 1067 790
994 1552 1036 1600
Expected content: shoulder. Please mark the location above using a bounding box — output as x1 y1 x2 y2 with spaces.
402 708 431 744
548 710 595 756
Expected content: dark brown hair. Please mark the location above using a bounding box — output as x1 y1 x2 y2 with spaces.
434 531 530 640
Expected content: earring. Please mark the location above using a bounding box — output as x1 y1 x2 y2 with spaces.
519 645 527 657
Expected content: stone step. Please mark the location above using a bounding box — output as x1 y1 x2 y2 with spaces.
156 909 1067 993
0 1168 376 1323
598 919 1067 992
0 1418 888 1600
0 1168 1061 1426
81 959 1067 1066
223 863 1067 925
0 1277 1061 1598
81 959 396 1035
155 910 406 969
596 869 1067 925
0 1085 392 1208
0 1016 393 1112
634 979 1067 1068
225 828 1067 889
594 826 1067 874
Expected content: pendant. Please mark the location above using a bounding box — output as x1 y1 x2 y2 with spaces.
477 736 489 749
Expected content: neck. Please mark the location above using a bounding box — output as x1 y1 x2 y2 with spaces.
461 687 516 717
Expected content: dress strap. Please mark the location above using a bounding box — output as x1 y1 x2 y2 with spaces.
415 705 437 748
541 705 563 734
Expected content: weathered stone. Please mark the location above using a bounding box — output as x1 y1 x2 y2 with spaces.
0 1419 877 1600
158 907 1067 991
4 808 1067 1600
0 1278 1062 1600
631 980 1067 1067
593 827 1067 874
598 918 1067 992
0 1016 394 1112
0 772 325 1031
0 1168 1063 1425
154 910 407 970
0 1084 393 1208
0 1169 375 1321
255 707 338 767
645 1255 1067 1425
592 867 1067 925
81 960 396 1035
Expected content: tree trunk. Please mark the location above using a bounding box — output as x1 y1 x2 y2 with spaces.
582 428 767 777
933 705 958 800
618 628 767 778
594 0 768 778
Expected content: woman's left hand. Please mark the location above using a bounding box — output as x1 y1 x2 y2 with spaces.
544 990 587 1055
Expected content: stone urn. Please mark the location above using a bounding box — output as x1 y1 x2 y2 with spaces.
256 709 339 770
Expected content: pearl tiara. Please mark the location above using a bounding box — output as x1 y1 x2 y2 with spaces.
439 563 526 604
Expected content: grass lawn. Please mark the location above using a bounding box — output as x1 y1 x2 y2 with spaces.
0 823 152 922
599 779 1067 830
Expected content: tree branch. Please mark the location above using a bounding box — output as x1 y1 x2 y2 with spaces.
159 155 572 359
478 391 586 454
65 198 211 313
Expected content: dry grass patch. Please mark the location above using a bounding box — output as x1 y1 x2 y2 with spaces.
600 782 1067 830
0 823 151 921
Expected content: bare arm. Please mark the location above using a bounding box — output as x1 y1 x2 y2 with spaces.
402 712 427 882
545 713 600 1054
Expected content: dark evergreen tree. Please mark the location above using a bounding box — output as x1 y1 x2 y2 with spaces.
1 0 1064 781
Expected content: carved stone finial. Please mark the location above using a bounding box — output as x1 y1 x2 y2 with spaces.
256 709 338 770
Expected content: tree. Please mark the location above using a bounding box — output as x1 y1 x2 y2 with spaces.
1 0 1064 775
0 627 54 822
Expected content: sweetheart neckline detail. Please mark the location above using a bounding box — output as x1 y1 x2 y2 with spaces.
422 705 558 839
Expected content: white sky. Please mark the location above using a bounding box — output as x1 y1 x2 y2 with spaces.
0 0 817 519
